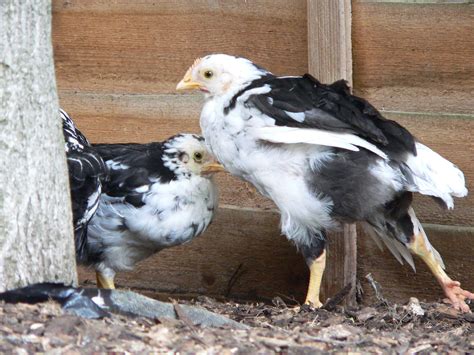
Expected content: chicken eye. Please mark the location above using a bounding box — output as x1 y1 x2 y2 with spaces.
193 152 203 162
203 70 213 79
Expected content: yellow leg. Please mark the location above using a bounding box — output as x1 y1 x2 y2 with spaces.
96 271 116 289
304 250 327 308
409 232 474 312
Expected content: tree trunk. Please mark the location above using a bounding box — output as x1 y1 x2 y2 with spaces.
0 0 77 290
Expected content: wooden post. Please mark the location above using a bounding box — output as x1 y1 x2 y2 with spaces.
307 0 352 85
307 0 357 306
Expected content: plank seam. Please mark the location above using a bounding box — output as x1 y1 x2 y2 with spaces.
382 110 474 120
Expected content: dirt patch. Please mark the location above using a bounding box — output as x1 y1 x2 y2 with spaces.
0 297 472 353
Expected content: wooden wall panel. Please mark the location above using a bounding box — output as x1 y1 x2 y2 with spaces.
79 207 310 302
52 0 307 96
352 2 474 114
58 93 203 143
308 0 352 85
53 0 308 214
54 0 473 304
54 1 473 226
53 0 308 212
69 106 473 226
78 206 473 304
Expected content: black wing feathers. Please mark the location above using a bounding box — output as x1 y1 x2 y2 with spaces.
62 110 107 262
322 77 416 156
67 148 107 190
93 143 175 207
243 74 416 157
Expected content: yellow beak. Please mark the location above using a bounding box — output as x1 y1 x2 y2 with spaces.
176 71 202 91
201 162 226 175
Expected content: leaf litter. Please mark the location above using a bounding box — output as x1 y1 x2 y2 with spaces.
0 293 472 353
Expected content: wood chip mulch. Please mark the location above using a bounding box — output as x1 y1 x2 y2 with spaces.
0 296 472 354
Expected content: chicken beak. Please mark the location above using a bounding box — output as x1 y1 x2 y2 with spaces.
176 71 202 91
201 162 225 176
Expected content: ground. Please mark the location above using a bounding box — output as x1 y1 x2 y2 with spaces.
0 295 473 354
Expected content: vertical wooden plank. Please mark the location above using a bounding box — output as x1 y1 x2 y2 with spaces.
307 0 352 85
322 225 357 305
307 0 356 306
343 224 357 305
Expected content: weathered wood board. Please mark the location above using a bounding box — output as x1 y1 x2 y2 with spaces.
307 0 356 305
79 207 310 302
76 206 358 304
56 103 474 227
52 0 307 96
352 1 474 114
308 0 352 85
53 1 473 227
78 206 474 304
53 0 473 225
54 0 473 303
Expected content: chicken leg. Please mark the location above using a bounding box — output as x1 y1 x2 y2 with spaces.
96 271 115 289
409 231 474 312
304 250 327 307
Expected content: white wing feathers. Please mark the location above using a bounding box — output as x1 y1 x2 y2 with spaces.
405 142 468 209
251 126 388 160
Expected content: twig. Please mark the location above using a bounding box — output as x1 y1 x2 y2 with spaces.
170 299 196 329
305 334 369 346
252 335 298 349
225 263 245 297
275 293 300 306
407 344 432 354
170 299 207 346
271 296 288 308
260 321 292 334
365 273 389 306
322 283 353 311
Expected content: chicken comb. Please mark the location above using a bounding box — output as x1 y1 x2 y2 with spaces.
190 57 203 71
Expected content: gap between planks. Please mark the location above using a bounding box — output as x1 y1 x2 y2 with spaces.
221 205 474 233
59 91 474 121
382 110 474 121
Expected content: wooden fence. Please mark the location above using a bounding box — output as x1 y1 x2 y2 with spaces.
52 0 473 304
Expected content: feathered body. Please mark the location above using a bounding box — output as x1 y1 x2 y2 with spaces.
84 135 219 284
61 109 107 261
200 68 466 256
178 54 472 310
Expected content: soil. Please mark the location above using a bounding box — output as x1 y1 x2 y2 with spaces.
0 296 472 354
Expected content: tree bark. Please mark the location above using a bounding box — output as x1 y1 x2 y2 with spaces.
0 0 77 290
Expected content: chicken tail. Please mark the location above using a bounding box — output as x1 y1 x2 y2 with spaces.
362 221 417 272
362 206 444 273
404 142 467 209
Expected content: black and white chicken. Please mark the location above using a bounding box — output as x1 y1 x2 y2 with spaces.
177 54 472 311
63 110 223 289
62 109 106 262
85 134 223 289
